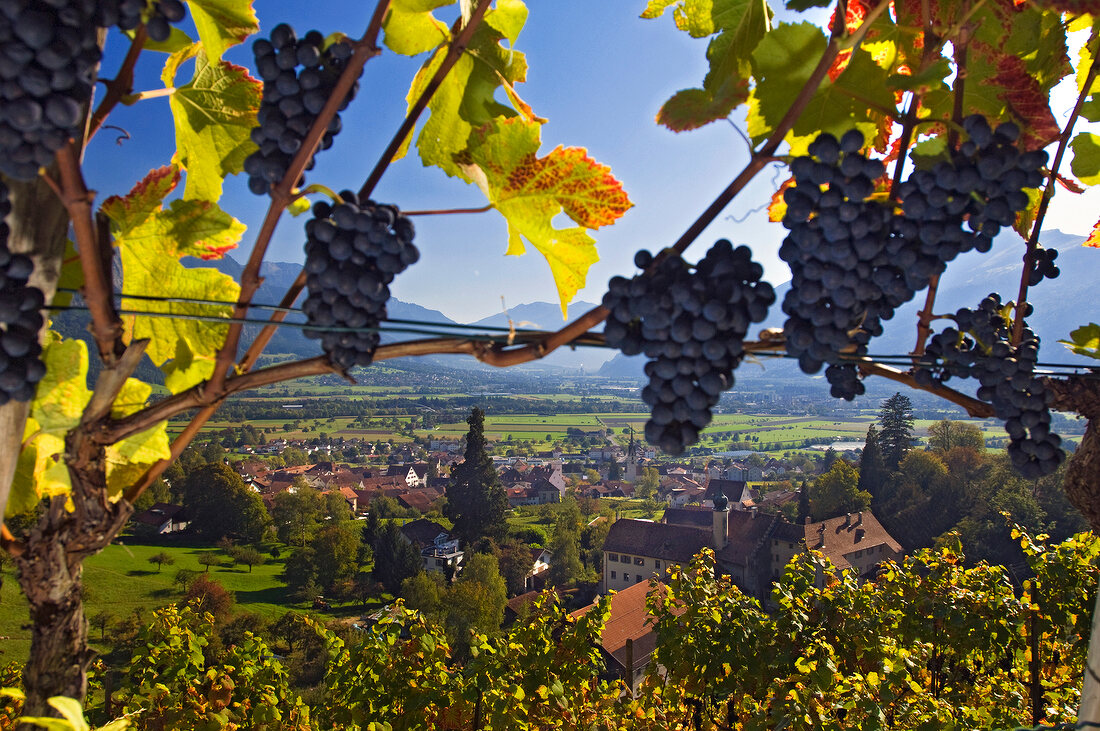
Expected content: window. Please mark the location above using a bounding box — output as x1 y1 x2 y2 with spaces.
634 556 644 566
654 560 661 570
436 559 444 567
608 553 619 562
610 571 617 579
624 573 631 583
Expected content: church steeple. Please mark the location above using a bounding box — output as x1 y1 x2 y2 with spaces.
625 426 639 482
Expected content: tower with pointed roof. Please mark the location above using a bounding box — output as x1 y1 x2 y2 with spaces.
624 426 639 482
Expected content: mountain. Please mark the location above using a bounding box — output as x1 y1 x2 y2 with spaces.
598 230 1098 383
185 256 609 372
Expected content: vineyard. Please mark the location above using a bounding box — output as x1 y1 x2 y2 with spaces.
3 0 1100 726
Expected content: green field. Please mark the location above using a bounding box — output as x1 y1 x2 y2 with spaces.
0 542 297 664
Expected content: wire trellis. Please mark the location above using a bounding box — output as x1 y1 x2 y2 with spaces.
46 290 1100 377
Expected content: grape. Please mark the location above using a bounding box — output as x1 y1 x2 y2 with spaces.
245 25 360 196
93 0 185 41
780 130 896 399
917 294 1063 478
302 192 418 370
0 0 101 180
1027 244 1059 286
0 181 46 403
603 240 775 454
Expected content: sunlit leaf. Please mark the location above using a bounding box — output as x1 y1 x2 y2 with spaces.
187 0 259 62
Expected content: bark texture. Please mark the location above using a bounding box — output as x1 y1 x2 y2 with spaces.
1044 376 1100 532
13 433 131 718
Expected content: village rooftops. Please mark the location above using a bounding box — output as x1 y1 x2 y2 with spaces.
602 519 710 565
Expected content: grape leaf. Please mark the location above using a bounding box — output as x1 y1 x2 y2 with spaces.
1060 323 1100 359
187 0 259 62
102 166 244 393
10 337 92 513
125 25 193 54
1085 216 1100 248
639 0 770 39
458 117 632 316
1071 133 1100 185
749 23 826 143
383 0 453 56
989 54 1061 150
404 22 532 175
484 0 528 46
164 47 261 202
657 83 748 131
105 379 170 496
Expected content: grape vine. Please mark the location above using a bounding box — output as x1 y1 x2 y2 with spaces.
0 182 46 403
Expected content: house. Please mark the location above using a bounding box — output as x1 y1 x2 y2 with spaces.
571 580 672 694
526 547 551 591
131 503 189 534
399 518 464 576
603 498 903 599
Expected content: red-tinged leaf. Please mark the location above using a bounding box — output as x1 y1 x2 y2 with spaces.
768 177 795 222
1057 173 1086 193
101 165 182 232
826 0 870 81
991 55 1061 149
1085 217 1100 248
657 82 749 132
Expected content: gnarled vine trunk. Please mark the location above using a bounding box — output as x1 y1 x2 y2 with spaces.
14 436 131 719
1044 377 1100 532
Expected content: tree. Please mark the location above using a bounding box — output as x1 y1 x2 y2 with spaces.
444 553 508 655
311 522 361 591
401 571 446 621
445 408 508 544
372 522 423 595
634 467 659 500
88 611 112 643
147 551 174 573
809 460 871 521
197 552 222 573
927 419 986 453
548 500 585 588
858 425 888 501
878 393 915 471
797 480 811 524
496 539 535 596
179 463 270 544
271 487 324 547
232 546 265 573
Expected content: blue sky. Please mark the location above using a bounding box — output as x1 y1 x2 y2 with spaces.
83 1 1096 325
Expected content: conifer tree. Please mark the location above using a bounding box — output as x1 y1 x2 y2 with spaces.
445 408 509 543
878 393 915 472
859 425 888 501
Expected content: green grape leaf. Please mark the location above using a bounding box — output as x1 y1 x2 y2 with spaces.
1060 323 1100 359
102 166 244 393
785 0 830 10
46 696 91 731
639 0 769 39
1071 132 1100 185
187 0 259 62
52 239 82 308
458 117 632 316
10 336 92 513
657 84 747 131
886 58 952 93
750 23 826 142
1082 95 1100 122
164 47 261 202
484 0 528 47
383 0 452 57
405 21 533 175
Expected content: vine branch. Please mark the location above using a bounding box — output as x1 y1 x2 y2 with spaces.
54 145 124 364
358 0 494 201
207 0 392 396
87 27 147 144
1012 50 1100 343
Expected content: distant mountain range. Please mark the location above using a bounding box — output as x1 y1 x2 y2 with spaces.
153 228 1100 381
186 256 611 373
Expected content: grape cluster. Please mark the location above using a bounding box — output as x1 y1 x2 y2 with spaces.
0 182 46 403
917 294 1062 478
1028 245 1059 285
779 130 898 400
603 241 775 454
244 25 358 196
301 192 418 370
93 0 186 42
892 116 1046 283
0 0 101 180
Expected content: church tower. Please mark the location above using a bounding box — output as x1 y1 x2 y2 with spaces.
624 426 639 482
